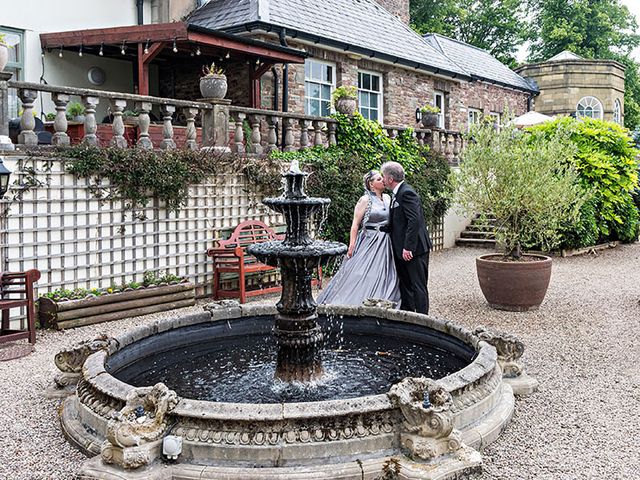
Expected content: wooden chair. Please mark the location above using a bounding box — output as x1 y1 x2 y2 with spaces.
0 269 41 344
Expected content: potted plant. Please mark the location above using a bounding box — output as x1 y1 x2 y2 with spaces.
453 121 586 311
0 34 9 73
200 62 227 99
67 101 85 123
332 85 358 116
122 109 139 125
419 104 440 128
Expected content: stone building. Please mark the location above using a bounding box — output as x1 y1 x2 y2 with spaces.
187 0 537 132
516 51 625 124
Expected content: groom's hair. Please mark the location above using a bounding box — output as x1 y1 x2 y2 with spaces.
381 161 405 182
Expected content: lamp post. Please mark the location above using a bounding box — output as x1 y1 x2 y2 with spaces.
0 159 11 198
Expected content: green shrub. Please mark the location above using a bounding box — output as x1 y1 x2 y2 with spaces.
558 197 600 249
528 117 640 245
611 195 640 242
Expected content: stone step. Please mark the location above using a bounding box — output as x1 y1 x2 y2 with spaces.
470 218 497 226
465 224 496 232
460 230 496 239
455 237 497 248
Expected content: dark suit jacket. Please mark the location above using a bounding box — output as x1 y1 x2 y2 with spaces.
389 182 432 258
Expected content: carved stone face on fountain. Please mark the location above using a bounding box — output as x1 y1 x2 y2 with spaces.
246 161 347 382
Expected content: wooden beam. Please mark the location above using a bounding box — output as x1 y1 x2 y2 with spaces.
253 62 273 79
138 42 164 96
187 31 305 64
40 23 188 48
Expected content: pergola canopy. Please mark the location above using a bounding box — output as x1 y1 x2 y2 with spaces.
40 22 307 100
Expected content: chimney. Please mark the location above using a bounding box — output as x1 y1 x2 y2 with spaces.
373 0 410 25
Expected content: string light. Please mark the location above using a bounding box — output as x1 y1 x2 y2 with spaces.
195 46 201 56
58 46 63 58
121 41 126 55
144 39 149 55
78 45 83 57
41 49 45 58
99 43 104 56
172 39 178 53
225 51 230 59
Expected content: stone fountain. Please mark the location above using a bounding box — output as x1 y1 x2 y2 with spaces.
54 161 537 479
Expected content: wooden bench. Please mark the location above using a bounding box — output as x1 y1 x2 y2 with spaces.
207 220 323 304
0 269 41 344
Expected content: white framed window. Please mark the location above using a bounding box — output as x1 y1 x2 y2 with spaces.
358 70 383 123
1 27 24 118
467 108 482 130
433 91 445 129
489 111 501 126
576 96 603 120
304 59 335 117
613 99 622 124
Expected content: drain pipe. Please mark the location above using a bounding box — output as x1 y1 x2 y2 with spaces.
136 0 144 24
272 67 280 145
279 28 289 146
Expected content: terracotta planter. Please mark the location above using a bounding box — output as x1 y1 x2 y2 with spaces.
199 74 227 99
335 97 357 115
476 253 552 311
421 112 439 128
0 45 8 72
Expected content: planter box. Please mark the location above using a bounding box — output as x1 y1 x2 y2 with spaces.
38 282 196 330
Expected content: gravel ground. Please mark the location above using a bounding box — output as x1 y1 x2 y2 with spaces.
0 243 638 480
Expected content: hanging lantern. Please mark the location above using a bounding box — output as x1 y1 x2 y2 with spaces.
0 160 12 198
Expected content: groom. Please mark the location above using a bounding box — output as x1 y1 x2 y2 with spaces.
381 161 432 314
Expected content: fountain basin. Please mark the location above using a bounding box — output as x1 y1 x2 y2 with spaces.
61 304 514 479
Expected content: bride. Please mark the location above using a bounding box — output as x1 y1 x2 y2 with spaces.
317 169 401 307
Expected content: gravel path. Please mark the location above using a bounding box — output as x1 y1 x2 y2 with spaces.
0 243 638 480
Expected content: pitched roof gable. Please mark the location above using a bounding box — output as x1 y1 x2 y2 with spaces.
423 33 537 92
188 0 470 79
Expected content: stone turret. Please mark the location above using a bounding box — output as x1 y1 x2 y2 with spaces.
374 0 410 25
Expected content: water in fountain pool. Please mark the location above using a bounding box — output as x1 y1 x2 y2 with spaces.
108 316 473 404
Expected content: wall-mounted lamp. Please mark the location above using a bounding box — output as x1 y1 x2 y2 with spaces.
99 43 104 56
172 39 178 53
144 39 149 55
58 46 63 58
78 45 83 57
121 41 126 55
0 160 12 198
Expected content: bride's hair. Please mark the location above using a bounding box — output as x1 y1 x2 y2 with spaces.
363 170 381 192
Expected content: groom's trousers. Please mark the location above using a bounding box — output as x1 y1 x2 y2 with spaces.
395 251 429 314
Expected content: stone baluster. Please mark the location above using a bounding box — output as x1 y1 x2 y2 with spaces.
17 89 38 146
266 115 279 152
441 132 448 156
299 119 310 150
184 107 199 151
248 114 262 155
81 96 100 146
388 128 398 140
312 120 324 147
51 92 70 147
445 132 453 161
431 130 440 153
283 117 295 152
110 98 127 148
415 130 425 147
452 134 461 166
135 101 153 149
160 105 176 150
328 121 337 146
233 112 246 153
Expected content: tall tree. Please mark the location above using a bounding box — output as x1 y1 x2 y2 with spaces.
410 0 529 67
527 0 640 129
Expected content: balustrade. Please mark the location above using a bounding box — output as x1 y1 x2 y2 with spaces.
383 125 465 166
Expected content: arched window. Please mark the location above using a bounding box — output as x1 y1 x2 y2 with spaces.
613 99 622 124
576 96 603 119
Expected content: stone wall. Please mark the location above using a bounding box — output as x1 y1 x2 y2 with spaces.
516 59 625 122
258 41 530 132
373 0 410 25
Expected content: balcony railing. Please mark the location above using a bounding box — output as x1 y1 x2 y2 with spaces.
0 75 463 164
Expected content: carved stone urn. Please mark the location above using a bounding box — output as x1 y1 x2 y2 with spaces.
335 98 357 116
0 44 8 72
199 74 228 99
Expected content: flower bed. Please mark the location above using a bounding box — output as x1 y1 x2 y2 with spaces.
38 280 195 330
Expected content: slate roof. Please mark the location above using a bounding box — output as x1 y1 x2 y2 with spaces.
188 0 470 79
423 34 537 92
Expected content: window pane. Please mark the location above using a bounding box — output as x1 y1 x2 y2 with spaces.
362 73 371 90
361 93 370 107
372 75 380 92
321 84 331 101
312 62 321 81
308 82 320 99
325 65 333 82
370 109 378 121
370 94 378 109
358 72 363 88
305 61 311 78
320 100 330 116
310 99 320 116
